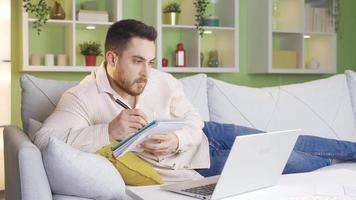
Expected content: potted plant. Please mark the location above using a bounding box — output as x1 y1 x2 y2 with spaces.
23 0 66 35
79 41 103 66
23 0 51 35
193 0 210 36
163 1 181 25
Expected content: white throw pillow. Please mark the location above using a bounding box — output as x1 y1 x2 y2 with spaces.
345 70 356 122
27 118 42 140
207 75 356 142
42 137 126 200
180 74 210 121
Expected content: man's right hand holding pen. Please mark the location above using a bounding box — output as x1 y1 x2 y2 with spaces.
108 108 148 141
109 98 179 156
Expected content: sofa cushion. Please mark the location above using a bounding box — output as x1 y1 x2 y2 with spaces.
28 118 42 139
20 74 78 133
180 74 210 121
21 73 209 134
96 143 163 186
207 75 356 142
42 137 126 200
345 70 356 124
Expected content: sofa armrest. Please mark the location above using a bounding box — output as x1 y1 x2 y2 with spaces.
4 126 52 200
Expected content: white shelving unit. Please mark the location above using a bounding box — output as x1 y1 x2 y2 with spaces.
247 0 337 74
22 0 239 73
155 0 239 73
22 0 121 72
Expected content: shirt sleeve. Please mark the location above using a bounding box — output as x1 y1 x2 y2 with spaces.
169 78 205 153
32 92 110 152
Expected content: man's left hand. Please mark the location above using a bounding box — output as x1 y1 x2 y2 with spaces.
138 133 179 156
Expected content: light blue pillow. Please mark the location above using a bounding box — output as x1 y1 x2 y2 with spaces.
42 137 126 200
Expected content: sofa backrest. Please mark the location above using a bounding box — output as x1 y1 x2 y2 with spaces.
207 74 356 142
20 73 209 133
20 74 79 133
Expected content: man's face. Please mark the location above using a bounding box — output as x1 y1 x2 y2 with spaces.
107 37 156 96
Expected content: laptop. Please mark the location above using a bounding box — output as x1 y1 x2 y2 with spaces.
161 129 300 200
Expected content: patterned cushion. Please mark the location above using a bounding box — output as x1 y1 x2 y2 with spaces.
207 75 356 141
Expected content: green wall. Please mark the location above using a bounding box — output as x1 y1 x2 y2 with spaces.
11 0 356 127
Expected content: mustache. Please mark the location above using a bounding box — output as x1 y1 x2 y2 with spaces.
135 77 147 83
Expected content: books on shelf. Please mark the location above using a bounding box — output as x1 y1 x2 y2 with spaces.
305 6 334 33
77 10 109 22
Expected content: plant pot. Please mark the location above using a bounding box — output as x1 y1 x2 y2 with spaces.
164 12 179 25
85 55 97 66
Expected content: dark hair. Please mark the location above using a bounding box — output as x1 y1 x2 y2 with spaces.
105 19 157 56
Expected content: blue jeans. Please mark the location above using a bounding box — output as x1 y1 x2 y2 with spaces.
195 121 356 177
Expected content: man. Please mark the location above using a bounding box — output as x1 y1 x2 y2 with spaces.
34 19 356 182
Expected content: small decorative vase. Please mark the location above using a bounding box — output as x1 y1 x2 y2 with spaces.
164 12 179 25
208 50 219 67
307 58 320 69
200 52 204 67
45 54 54 66
50 1 66 20
85 55 96 66
162 58 168 67
30 54 40 65
57 54 67 66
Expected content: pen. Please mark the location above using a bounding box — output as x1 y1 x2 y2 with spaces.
115 99 130 109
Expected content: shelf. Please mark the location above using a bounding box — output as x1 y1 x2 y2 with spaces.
75 21 113 26
23 0 238 73
22 66 97 72
28 18 74 24
158 0 239 73
162 24 196 29
303 34 336 70
273 30 303 34
162 24 235 31
22 0 121 72
303 32 335 36
161 67 237 73
247 0 336 74
200 29 236 68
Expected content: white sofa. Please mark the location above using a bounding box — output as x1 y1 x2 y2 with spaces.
4 71 356 199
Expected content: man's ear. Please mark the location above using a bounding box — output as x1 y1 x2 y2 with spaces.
106 51 116 66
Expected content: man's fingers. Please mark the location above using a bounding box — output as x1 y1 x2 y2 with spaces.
141 141 169 151
128 115 147 127
129 109 148 122
128 121 144 130
148 133 169 141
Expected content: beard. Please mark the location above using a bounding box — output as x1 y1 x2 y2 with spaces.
114 76 148 96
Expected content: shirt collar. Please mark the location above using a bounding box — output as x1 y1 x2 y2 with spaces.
95 62 117 96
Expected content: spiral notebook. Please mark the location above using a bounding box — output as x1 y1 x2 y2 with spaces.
112 119 185 157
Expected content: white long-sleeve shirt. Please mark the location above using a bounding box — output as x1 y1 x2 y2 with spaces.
32 64 210 182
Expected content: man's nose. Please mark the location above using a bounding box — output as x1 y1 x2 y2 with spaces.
141 62 151 75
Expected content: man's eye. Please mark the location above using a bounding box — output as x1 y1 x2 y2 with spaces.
133 60 142 64
149 61 155 66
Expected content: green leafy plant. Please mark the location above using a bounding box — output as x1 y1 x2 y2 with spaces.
163 2 181 13
23 0 51 35
194 0 210 36
79 41 103 56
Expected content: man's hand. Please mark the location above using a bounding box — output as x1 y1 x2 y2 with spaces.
109 109 148 140
139 133 179 156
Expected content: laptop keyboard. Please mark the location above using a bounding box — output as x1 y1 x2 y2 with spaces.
182 183 217 196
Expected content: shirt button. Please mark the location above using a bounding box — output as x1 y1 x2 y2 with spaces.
183 165 189 169
171 163 176 169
